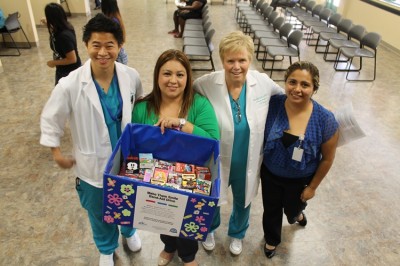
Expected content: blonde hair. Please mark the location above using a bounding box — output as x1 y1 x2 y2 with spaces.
219 31 254 62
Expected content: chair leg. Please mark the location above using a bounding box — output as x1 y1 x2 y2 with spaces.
346 56 377 82
0 33 21 56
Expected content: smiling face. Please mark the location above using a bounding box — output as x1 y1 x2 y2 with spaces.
285 69 315 104
86 32 121 73
222 48 251 85
158 59 188 100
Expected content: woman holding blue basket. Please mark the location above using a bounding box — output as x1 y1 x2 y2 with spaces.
132 49 220 266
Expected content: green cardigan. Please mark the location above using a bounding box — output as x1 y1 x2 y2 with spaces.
132 93 220 140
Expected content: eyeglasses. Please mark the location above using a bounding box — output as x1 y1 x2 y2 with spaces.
232 99 242 124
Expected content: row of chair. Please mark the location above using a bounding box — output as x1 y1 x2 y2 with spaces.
236 0 382 82
284 0 381 81
181 4 216 71
236 0 304 80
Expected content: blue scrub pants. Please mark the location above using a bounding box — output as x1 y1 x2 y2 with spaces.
209 175 251 239
75 178 136 255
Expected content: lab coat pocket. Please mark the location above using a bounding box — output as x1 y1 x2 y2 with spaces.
75 150 100 180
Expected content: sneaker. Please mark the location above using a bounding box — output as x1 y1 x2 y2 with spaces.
99 253 114 266
126 232 142 252
229 238 242 255
202 232 215 251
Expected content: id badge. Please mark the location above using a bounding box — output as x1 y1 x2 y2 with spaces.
292 147 304 162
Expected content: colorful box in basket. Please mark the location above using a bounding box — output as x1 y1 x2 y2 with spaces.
103 123 220 241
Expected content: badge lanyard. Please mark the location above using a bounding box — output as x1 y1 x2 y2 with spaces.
93 74 123 122
292 134 305 162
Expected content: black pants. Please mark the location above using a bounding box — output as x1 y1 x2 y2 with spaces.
260 164 311 246
160 234 198 263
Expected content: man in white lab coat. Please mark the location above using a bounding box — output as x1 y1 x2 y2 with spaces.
40 14 143 266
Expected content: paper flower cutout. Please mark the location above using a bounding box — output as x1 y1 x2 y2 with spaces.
122 209 131 217
104 215 114 223
195 215 205 223
108 193 123 206
120 184 135 196
184 222 199 233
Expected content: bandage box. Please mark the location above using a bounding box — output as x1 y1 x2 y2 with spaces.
103 123 220 241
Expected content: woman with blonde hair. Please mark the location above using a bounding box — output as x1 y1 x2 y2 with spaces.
193 31 283 255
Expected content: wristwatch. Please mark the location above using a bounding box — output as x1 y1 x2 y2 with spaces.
179 118 186 130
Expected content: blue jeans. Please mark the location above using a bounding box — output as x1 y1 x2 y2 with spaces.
75 178 136 254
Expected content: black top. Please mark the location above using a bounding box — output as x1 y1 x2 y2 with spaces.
50 29 81 77
281 131 299 148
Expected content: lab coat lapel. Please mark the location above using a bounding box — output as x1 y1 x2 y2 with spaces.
80 60 105 121
115 63 131 128
245 73 257 130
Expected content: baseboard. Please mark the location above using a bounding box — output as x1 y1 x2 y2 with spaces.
381 41 400 56
0 42 36 47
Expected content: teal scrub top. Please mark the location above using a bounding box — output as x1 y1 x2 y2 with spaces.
94 73 122 150
229 83 250 184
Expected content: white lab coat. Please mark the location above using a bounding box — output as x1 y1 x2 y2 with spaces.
194 70 283 207
40 59 143 188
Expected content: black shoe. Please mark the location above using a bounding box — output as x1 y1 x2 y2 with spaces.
297 212 307 226
264 244 276 258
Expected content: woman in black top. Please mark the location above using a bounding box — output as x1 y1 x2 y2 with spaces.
44 3 81 84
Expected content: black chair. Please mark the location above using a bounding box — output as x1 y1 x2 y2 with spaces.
335 32 381 81
183 28 215 71
256 22 293 60
262 30 303 80
0 12 31 56
327 24 366 63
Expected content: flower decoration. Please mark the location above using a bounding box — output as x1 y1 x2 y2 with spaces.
104 215 114 223
108 193 123 206
195 215 205 223
200 227 208 233
122 209 131 217
120 184 135 196
184 222 199 233
190 198 197 203
208 201 216 207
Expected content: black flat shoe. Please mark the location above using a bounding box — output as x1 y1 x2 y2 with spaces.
297 212 307 226
264 244 276 258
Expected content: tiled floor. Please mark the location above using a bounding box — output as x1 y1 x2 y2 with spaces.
1 0 400 265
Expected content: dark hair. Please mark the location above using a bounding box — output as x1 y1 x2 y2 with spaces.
139 49 194 118
44 3 73 35
101 0 126 43
82 13 124 45
284 61 320 91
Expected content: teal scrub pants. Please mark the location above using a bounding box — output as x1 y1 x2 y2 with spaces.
75 178 136 255
209 175 251 240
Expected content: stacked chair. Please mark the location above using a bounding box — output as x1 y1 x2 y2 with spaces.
233 0 382 82
182 4 215 71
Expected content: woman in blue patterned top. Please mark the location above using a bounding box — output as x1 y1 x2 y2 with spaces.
261 61 339 258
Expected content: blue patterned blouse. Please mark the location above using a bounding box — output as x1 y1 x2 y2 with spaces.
263 94 338 178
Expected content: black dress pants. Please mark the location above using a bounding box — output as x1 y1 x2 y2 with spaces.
260 164 311 246
160 234 198 263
